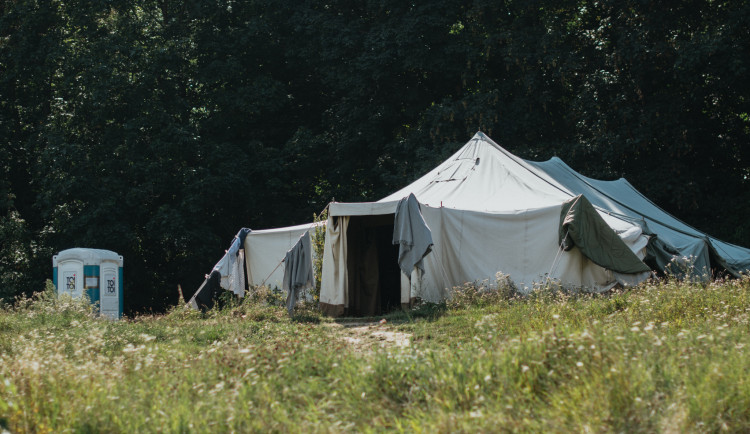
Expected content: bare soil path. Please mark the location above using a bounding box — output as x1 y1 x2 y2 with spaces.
326 321 411 352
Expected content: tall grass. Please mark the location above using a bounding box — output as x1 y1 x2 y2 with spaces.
1 277 750 432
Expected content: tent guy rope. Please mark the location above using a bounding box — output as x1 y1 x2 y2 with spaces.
257 202 330 288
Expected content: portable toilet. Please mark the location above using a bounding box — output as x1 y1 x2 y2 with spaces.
52 248 124 319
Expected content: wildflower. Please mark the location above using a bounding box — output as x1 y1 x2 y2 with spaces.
484 374 492 382
576 361 583 367
521 365 529 373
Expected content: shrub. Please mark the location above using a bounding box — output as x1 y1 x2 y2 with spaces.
447 272 518 310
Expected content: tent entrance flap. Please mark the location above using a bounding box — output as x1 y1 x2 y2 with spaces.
346 214 401 316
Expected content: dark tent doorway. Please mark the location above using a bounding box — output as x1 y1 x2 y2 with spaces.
346 214 401 316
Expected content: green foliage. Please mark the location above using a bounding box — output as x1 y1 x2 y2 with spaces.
0 211 36 301
446 272 520 310
310 209 328 303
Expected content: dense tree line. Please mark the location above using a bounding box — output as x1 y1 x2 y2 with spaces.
1 0 748 312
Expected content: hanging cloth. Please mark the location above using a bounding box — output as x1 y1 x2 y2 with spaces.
392 193 434 275
283 231 315 316
559 195 651 275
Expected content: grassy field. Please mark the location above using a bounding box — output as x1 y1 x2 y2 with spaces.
2 277 750 433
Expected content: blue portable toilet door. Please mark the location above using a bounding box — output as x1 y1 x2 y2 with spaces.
100 262 120 319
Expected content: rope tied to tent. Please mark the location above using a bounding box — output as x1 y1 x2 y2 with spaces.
259 260 286 288
257 202 330 289
547 229 569 281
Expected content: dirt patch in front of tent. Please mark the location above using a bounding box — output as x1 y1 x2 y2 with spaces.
327 321 411 352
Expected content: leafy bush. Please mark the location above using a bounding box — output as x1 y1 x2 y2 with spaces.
310 209 328 303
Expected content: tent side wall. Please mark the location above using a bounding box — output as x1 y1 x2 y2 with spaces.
418 205 626 298
244 223 323 290
320 202 650 316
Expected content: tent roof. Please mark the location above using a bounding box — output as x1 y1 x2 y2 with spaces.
378 132 570 211
334 131 750 275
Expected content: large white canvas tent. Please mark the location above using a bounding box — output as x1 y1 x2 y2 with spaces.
318 132 750 316
194 132 750 316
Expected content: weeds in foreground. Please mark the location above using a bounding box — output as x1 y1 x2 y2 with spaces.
1 276 750 432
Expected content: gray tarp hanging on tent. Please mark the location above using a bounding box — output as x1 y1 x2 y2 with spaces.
283 230 315 316
393 193 433 275
560 195 651 275
526 155 750 277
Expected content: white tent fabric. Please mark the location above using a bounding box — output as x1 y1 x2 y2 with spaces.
320 132 657 313
378 131 750 276
318 217 350 315
192 221 325 310
321 201 648 309
243 222 324 290
378 134 569 211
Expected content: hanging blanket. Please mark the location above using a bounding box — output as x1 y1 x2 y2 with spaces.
283 231 315 316
392 193 434 276
559 195 651 275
